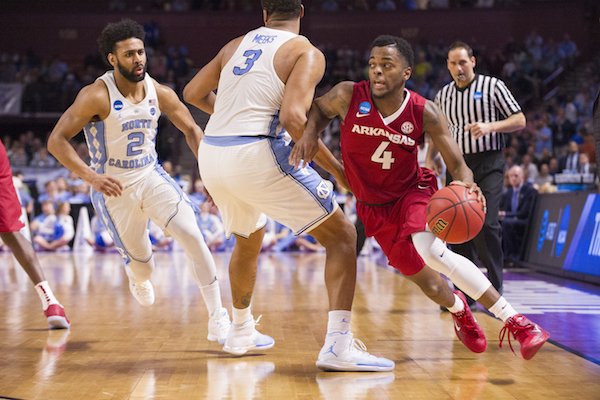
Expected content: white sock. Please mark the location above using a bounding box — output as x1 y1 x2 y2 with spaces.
200 280 222 316
34 281 59 310
489 297 518 322
327 310 351 336
446 293 466 314
232 306 252 325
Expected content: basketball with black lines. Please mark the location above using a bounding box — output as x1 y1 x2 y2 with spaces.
426 184 485 244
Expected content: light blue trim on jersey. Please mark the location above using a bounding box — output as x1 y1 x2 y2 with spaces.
91 190 131 264
267 112 280 137
203 135 268 147
154 165 191 227
267 136 334 234
83 121 107 174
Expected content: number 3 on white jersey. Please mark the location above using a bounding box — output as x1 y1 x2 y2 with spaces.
371 141 395 169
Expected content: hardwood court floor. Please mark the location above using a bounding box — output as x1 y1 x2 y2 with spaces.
0 251 598 400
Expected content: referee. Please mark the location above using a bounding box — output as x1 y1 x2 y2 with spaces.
433 41 526 302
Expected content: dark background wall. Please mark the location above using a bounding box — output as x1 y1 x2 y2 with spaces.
0 1 595 66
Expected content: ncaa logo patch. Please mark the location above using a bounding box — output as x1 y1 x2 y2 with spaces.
473 91 483 100
316 181 332 199
358 101 371 114
401 121 414 134
113 100 124 111
150 107 156 116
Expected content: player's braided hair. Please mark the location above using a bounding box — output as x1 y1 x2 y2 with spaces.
370 35 415 68
98 19 146 61
261 0 302 19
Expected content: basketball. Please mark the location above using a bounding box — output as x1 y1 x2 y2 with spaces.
426 184 485 244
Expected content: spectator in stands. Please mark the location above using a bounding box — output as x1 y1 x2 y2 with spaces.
376 0 397 11
321 0 339 12
12 171 34 217
30 148 58 168
189 178 207 207
33 202 74 251
520 154 538 183
342 192 357 224
196 201 225 252
534 163 553 188
295 234 324 252
533 115 553 158
579 153 592 175
548 157 560 176
558 140 580 173
8 145 28 167
69 181 91 204
38 180 70 207
148 220 173 251
261 219 292 252
551 108 576 150
87 215 115 251
558 33 578 62
499 166 537 266
31 200 57 246
429 0 449 8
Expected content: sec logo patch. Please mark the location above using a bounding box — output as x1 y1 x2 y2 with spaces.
401 121 414 134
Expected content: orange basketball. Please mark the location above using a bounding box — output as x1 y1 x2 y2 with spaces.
426 184 485 244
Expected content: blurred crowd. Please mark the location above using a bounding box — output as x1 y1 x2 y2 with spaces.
0 27 597 253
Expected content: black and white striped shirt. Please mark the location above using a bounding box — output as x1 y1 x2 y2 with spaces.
435 74 522 155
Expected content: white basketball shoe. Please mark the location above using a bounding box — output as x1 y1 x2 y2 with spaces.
316 333 395 372
128 280 155 306
223 316 275 356
208 307 231 344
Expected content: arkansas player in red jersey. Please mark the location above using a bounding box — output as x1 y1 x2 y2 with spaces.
0 138 70 329
292 35 549 360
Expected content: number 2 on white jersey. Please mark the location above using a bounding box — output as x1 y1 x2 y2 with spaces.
371 141 395 169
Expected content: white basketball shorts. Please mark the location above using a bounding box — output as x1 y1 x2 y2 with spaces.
198 136 338 238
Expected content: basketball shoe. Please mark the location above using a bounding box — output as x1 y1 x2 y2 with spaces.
451 291 487 353
44 304 70 329
316 333 395 372
499 314 550 360
223 316 275 356
208 307 231 344
129 280 155 306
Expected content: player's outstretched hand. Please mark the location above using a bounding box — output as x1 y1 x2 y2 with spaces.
90 174 123 197
289 134 319 169
449 180 487 213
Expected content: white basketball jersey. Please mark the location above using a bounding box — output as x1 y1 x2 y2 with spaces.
83 71 161 187
204 26 300 137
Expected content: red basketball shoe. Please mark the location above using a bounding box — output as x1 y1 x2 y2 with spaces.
44 304 70 329
499 314 549 360
451 291 487 353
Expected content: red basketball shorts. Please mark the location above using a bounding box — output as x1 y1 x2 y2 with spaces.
0 140 25 233
357 169 438 276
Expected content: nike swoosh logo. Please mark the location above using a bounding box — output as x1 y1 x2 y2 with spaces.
418 185 428 190
531 326 542 333
454 320 461 332
356 112 370 118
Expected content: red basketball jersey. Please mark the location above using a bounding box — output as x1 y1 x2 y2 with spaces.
0 138 25 232
340 81 427 204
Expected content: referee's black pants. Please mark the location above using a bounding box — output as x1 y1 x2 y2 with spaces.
447 150 505 303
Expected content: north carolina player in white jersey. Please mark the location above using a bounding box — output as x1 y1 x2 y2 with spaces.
48 19 230 344
184 0 393 371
